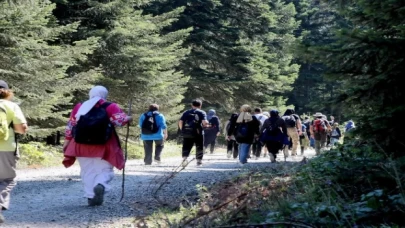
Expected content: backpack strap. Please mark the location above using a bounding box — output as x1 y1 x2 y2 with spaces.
100 102 112 109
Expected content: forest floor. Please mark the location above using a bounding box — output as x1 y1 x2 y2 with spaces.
1 149 316 228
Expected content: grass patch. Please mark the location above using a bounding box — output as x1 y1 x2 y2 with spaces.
142 140 405 227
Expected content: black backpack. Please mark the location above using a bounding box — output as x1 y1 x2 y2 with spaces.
235 121 249 141
141 112 159 135
73 102 113 145
283 115 296 128
182 110 200 138
264 119 281 136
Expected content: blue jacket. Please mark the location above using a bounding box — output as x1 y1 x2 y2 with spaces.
139 111 167 140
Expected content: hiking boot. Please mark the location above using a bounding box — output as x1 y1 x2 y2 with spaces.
181 157 189 167
92 184 105 206
227 151 232 158
88 198 96 206
196 160 203 166
269 153 276 163
154 159 161 165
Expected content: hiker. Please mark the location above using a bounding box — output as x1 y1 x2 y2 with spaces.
299 124 309 155
62 86 133 206
139 104 167 165
178 99 208 166
252 108 268 159
261 112 270 157
345 120 355 132
309 112 331 155
330 122 342 148
224 113 239 159
326 116 335 147
260 110 287 163
203 109 220 154
227 105 260 165
0 80 28 223
282 109 302 158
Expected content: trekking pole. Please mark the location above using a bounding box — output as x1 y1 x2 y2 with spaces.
120 99 132 202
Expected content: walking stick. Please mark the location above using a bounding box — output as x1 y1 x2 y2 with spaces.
120 99 132 202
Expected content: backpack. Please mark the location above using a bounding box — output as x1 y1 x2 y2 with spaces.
235 121 249 141
283 115 296 128
141 112 159 135
182 110 200 138
313 119 327 134
73 102 113 145
264 119 281 137
0 106 10 141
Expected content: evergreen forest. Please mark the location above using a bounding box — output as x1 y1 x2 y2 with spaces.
1 0 405 226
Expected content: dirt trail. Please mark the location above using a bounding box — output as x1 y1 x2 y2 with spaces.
1 150 316 228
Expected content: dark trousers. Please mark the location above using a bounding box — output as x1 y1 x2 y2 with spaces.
203 133 217 153
143 140 164 165
182 135 204 160
227 140 239 158
265 141 283 159
252 139 262 157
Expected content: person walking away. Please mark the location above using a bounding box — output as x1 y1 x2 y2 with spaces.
179 99 208 166
260 110 287 163
330 122 341 148
326 116 335 147
227 105 260 165
261 111 270 157
139 104 167 165
224 113 239 159
203 109 220 154
309 112 331 155
299 124 309 155
63 86 132 206
252 108 267 159
0 80 28 223
282 109 302 158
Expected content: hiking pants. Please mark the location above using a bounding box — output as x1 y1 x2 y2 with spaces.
203 132 217 153
143 140 164 165
284 127 300 156
0 152 17 210
314 133 327 155
299 134 309 154
77 157 114 199
252 138 262 158
227 140 239 159
182 135 204 160
238 143 251 164
265 141 283 159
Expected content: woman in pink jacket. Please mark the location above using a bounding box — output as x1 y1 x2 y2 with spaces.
63 86 132 206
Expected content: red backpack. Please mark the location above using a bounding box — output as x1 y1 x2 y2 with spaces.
313 119 327 133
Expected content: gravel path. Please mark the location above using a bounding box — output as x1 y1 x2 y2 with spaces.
1 149 316 228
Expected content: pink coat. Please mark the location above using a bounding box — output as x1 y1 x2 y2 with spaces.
62 100 129 170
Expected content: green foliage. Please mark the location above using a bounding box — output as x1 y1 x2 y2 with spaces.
315 0 405 156
0 0 99 137
18 142 63 167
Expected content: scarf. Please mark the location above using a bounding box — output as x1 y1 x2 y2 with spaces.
236 112 253 123
75 86 108 121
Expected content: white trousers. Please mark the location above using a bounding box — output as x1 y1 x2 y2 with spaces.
77 157 114 198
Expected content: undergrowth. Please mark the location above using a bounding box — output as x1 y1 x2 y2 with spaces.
143 141 405 227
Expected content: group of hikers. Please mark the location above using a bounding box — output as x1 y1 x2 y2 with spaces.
0 83 356 223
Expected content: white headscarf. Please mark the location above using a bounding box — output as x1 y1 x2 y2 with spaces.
75 86 108 121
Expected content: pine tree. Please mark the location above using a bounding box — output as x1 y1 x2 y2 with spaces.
0 0 98 137
318 0 405 156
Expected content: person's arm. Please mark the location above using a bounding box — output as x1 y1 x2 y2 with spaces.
296 117 302 136
63 103 81 152
106 103 133 127
215 117 221 136
178 111 185 130
227 116 237 138
160 114 168 140
201 111 209 127
309 121 314 138
12 104 28 134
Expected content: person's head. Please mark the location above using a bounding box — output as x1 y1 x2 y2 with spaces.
148 104 159 112
0 80 13 100
230 112 238 120
333 122 339 127
254 107 262 114
313 112 323 119
284 108 295 116
330 116 335 120
270 109 279 117
208 109 216 116
240 104 251 113
262 111 270 118
191 99 202 109
89 85 108 99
